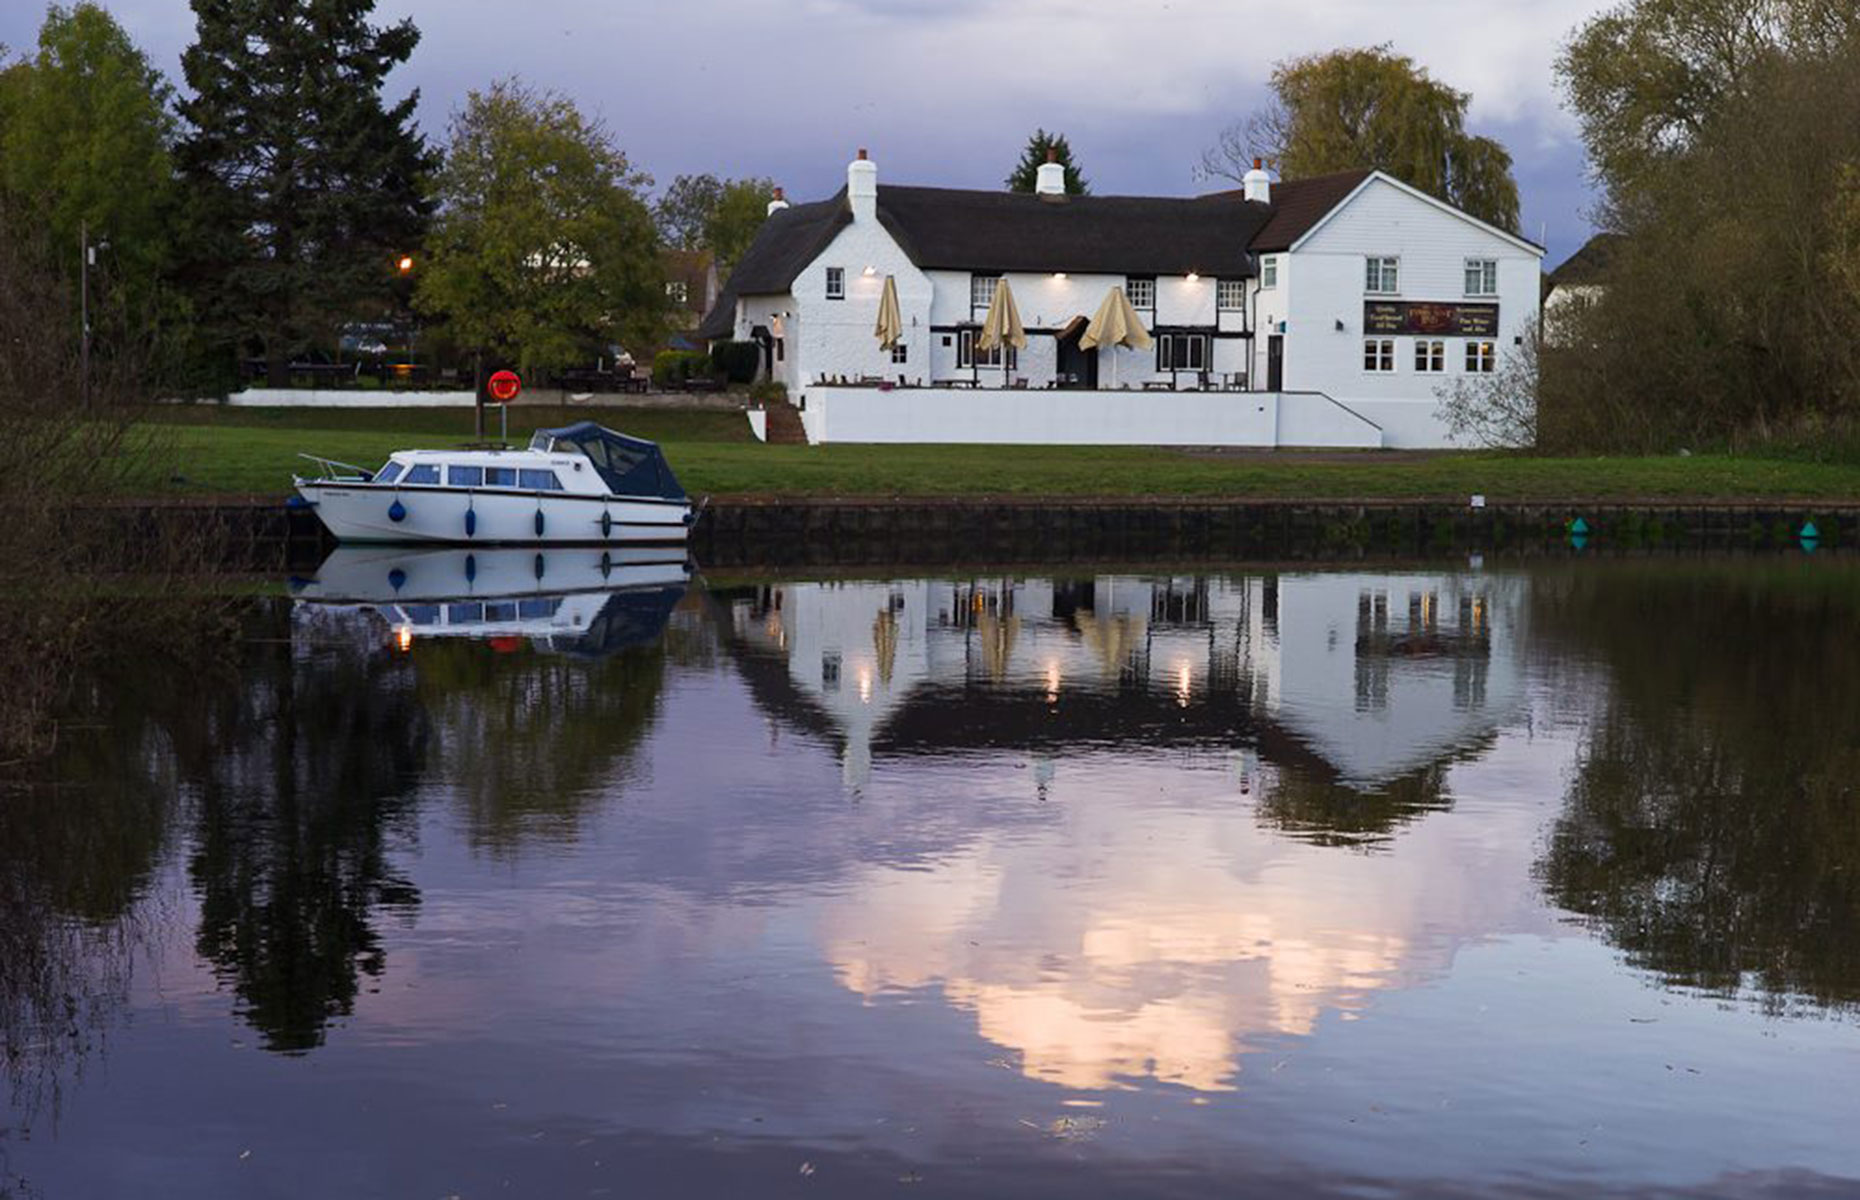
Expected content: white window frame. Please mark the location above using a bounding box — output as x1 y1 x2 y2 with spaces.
1466 339 1496 373
957 328 1016 370
1259 255 1279 289
1464 258 1498 297
1414 339 1446 373
1124 276 1156 310
970 273 1001 311
1364 338 1396 373
1157 332 1210 372
825 267 845 300
1365 256 1400 295
1216 278 1246 311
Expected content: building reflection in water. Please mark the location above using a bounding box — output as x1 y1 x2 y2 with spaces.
721 569 1528 1091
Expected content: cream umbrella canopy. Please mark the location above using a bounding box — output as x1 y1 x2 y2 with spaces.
874 274 903 353
976 277 1027 387
1079 286 1153 388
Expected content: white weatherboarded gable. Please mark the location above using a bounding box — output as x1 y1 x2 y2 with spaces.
1256 173 1542 448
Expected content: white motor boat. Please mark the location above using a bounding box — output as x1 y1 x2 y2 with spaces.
292 421 693 545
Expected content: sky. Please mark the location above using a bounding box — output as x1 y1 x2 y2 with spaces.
0 0 1610 264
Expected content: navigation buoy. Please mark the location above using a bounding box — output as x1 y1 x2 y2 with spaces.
1569 516 1589 535
1801 519 1821 540
388 498 407 523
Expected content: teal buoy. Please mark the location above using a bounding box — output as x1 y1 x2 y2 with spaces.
534 509 546 537
1801 520 1820 540
1570 533 1589 552
1569 516 1589 535
388 498 407 523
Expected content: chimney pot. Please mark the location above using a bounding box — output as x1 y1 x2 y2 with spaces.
1253 156 1262 170
1046 148 1058 163
857 147 868 161
848 149 878 220
1243 157 1272 205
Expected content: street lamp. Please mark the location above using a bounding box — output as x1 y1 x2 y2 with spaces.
396 255 414 275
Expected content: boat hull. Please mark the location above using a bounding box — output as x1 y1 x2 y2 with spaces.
297 481 690 545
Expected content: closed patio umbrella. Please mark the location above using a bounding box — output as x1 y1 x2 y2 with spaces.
977 277 1027 387
1080 287 1152 388
874 274 903 352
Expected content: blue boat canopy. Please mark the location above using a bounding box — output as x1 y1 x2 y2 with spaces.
531 422 686 501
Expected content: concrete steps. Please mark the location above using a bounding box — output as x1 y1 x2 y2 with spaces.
763 399 809 445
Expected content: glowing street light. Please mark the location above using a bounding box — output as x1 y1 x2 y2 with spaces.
396 255 415 275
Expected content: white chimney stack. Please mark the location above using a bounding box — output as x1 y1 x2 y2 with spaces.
1243 156 1272 205
1035 148 1066 197
848 148 877 221
766 186 790 217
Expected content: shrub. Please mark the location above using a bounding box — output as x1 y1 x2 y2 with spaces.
708 340 760 384
650 349 708 386
748 380 788 405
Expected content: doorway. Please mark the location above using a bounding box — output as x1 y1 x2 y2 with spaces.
1266 334 1284 391
1056 320 1099 389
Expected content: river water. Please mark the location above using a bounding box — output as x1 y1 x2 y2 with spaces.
2 550 1857 1198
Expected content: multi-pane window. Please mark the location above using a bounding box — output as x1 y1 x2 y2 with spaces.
665 280 689 304
1364 338 1396 372
891 342 908 364
1216 278 1246 310
1464 258 1498 296
447 465 484 487
970 273 1001 310
1414 340 1446 373
825 267 845 300
1260 255 1279 289
1365 256 1400 294
957 328 1016 369
1124 276 1156 309
1157 333 1210 371
1466 340 1496 373
519 469 565 491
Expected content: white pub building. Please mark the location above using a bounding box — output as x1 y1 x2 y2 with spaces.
699 150 1543 449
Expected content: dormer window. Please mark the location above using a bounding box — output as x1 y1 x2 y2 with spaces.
1365 256 1399 295
825 267 845 300
970 273 1001 310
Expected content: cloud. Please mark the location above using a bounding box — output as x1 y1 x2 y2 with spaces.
0 0 1608 255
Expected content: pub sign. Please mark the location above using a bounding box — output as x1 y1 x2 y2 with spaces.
1363 301 1499 337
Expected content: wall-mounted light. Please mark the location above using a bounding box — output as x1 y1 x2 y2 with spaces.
1186 272 1200 282
1053 272 1068 281
862 265 877 276
1334 318 1346 332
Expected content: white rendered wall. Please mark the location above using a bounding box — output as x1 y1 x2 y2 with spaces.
800 386 1381 447
1255 178 1542 448
229 389 478 407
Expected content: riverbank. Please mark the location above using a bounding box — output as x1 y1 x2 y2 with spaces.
137 405 1860 502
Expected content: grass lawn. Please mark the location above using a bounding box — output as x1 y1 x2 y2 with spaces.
134 404 1860 502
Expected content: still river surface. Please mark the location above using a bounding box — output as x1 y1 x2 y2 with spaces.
3 550 1858 1198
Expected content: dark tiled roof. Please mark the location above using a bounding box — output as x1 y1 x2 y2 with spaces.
1547 232 1623 287
696 194 850 340
874 186 1270 276
1221 170 1374 252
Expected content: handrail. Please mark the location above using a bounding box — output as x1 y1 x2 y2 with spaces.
296 452 373 479
1279 389 1384 431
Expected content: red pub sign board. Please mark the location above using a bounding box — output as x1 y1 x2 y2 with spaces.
1363 301 1499 337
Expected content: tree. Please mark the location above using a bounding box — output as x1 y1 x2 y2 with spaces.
416 79 667 392
0 4 175 280
1005 129 1089 195
655 172 777 270
175 0 434 386
1435 317 1540 448
1200 47 1520 232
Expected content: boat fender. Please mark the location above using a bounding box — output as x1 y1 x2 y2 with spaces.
601 510 613 538
534 509 546 538
465 505 477 538
599 551 612 579
533 553 546 581
388 568 407 593
388 498 407 523
465 554 477 583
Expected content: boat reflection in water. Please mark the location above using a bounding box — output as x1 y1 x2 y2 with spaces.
292 545 690 657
